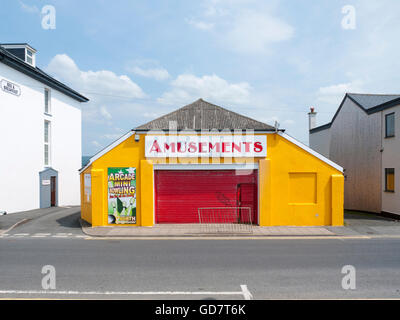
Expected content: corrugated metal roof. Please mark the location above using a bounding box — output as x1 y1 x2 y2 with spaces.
135 99 275 131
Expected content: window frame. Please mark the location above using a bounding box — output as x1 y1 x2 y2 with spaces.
384 168 395 193
44 88 51 115
25 48 35 66
44 120 51 167
385 112 395 138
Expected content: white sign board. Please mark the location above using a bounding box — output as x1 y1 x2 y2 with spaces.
1 79 21 96
42 179 50 186
145 135 267 158
84 174 91 202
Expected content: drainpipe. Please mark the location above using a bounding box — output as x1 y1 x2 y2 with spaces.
308 107 317 130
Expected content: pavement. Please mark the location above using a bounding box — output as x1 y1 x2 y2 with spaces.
80 210 400 238
0 206 87 239
1 206 400 239
81 221 335 237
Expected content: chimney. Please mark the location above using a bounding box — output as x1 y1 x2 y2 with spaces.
308 107 317 130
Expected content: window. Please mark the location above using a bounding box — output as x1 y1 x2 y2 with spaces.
385 168 395 192
26 49 33 65
44 121 51 166
44 88 51 114
385 113 395 138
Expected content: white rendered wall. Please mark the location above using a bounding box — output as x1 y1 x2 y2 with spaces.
50 90 82 207
0 62 82 213
381 106 400 216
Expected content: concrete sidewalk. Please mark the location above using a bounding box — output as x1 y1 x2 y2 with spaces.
80 220 337 237
0 206 79 234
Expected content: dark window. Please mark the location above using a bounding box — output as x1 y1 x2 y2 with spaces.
385 168 395 192
385 113 395 138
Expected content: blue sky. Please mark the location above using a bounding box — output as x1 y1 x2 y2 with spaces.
2 0 400 155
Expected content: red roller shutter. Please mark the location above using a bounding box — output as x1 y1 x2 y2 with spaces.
155 170 258 224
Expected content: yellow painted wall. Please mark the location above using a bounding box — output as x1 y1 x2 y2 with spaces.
80 132 344 227
261 134 342 226
80 166 92 224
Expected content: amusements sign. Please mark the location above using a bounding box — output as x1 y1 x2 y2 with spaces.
107 167 136 224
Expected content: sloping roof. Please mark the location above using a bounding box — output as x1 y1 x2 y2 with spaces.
347 93 400 110
0 45 88 102
135 99 276 131
310 93 400 133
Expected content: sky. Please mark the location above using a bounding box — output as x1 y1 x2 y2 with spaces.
2 0 400 156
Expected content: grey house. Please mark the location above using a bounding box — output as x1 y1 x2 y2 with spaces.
309 93 399 216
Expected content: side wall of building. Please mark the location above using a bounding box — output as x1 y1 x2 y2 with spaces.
329 98 382 213
309 128 331 158
0 63 82 213
381 105 400 215
50 90 82 206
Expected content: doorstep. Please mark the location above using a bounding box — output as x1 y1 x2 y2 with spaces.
80 220 338 238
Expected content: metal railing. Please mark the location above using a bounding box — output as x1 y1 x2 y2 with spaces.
197 207 253 234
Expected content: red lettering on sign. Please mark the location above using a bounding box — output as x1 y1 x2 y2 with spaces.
243 142 251 152
222 142 231 152
150 140 161 153
164 142 176 152
188 142 197 153
209 142 220 153
177 142 187 153
232 142 241 152
254 141 262 152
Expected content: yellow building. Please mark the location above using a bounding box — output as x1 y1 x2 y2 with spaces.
80 99 344 227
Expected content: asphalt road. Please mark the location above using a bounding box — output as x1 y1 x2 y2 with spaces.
1 236 400 299
0 208 399 300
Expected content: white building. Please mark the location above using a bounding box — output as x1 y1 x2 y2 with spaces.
309 93 400 217
0 43 88 214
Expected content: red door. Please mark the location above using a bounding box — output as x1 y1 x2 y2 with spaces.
50 176 56 207
237 183 257 224
155 170 257 224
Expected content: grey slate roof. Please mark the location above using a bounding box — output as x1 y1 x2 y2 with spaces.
0 45 88 102
347 93 400 110
310 93 400 133
135 99 276 131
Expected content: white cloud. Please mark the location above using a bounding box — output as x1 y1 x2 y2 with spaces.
224 11 294 54
103 133 122 140
283 119 295 125
158 74 251 105
46 54 146 100
186 1 294 54
92 140 101 148
317 80 364 105
19 1 39 14
46 54 146 124
129 66 170 81
185 18 214 30
99 106 112 120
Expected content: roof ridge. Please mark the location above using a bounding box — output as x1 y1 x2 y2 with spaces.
347 92 400 96
135 99 275 131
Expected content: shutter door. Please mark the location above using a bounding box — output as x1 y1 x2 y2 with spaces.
155 170 258 224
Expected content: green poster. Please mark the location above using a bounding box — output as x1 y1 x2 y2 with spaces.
107 167 136 224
